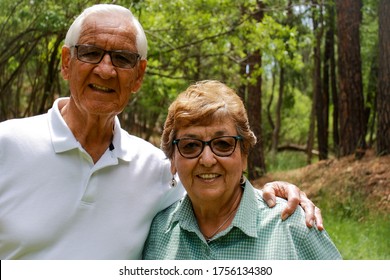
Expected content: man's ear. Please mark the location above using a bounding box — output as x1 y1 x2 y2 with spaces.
61 46 72 80
131 59 147 93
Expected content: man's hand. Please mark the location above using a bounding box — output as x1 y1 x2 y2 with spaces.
262 181 324 231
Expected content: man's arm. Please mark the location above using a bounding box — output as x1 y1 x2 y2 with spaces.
262 181 324 231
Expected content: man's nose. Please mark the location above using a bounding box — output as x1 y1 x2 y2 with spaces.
94 54 117 78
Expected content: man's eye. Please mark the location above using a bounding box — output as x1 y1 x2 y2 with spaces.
80 51 101 59
114 54 131 63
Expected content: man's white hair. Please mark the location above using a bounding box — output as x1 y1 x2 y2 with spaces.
64 4 147 59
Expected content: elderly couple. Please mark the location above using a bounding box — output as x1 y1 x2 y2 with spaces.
0 4 341 260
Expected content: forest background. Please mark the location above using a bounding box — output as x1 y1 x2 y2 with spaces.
0 0 389 259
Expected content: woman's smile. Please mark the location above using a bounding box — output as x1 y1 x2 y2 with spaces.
197 173 220 180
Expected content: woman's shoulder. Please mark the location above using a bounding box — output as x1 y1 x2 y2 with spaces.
151 199 182 227
251 186 307 226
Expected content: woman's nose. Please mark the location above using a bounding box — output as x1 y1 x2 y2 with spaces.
199 145 217 167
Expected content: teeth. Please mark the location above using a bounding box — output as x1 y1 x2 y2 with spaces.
198 174 219 179
91 84 112 92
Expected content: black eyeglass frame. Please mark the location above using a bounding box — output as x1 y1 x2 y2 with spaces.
73 44 141 69
172 135 243 159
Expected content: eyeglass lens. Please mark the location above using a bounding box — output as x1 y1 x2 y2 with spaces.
75 45 140 69
174 136 240 158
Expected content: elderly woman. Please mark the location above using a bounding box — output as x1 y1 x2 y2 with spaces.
142 80 341 260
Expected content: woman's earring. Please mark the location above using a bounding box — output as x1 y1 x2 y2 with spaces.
170 176 177 188
240 175 246 186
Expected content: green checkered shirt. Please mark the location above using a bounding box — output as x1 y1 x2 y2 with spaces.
142 182 342 260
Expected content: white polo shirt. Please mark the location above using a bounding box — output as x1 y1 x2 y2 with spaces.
0 98 184 259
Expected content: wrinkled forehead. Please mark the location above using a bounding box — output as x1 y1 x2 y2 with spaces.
79 13 137 48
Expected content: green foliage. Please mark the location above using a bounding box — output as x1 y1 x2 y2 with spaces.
361 0 379 112
257 16 305 70
262 85 311 146
0 0 382 167
266 151 308 172
281 89 311 142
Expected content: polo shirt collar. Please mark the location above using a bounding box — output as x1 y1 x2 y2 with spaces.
166 180 259 239
48 97 132 162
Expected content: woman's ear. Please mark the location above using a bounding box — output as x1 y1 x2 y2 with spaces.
242 155 248 172
170 161 177 175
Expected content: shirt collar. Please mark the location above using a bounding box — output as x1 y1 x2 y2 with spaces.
166 195 199 233
48 97 132 162
165 180 259 239
231 181 259 238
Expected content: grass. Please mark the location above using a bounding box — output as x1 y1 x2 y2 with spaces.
266 150 310 172
317 186 390 260
316 180 389 259
324 215 390 259
264 150 390 260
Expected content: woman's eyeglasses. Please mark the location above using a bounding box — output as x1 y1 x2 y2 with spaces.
172 136 242 159
74 44 140 69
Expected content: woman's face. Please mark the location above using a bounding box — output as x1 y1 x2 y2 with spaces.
171 118 248 204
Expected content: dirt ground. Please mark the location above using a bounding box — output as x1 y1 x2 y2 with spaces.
252 149 390 215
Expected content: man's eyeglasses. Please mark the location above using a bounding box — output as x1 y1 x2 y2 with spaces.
74 44 141 69
172 136 242 159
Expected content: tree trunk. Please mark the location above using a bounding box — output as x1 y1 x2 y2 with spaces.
313 0 327 160
266 68 276 134
39 35 63 114
327 1 339 156
271 67 284 154
307 83 316 164
238 62 247 102
247 49 266 179
377 0 390 156
335 0 366 158
246 0 266 179
366 45 378 148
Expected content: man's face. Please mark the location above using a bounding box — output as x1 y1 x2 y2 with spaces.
61 13 147 117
